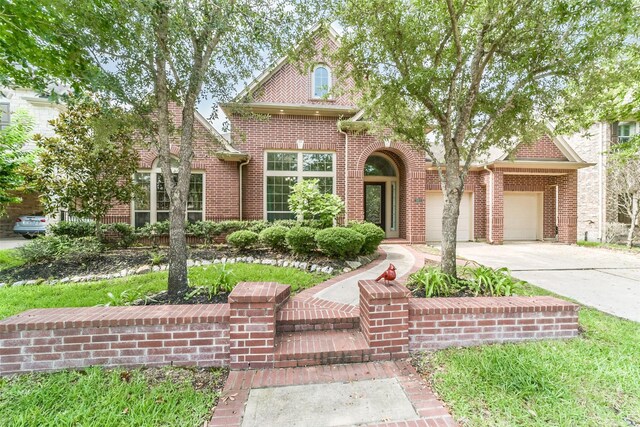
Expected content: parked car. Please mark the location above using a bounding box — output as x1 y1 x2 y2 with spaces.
13 215 49 238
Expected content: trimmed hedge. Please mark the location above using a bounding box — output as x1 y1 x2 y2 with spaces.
315 227 364 259
285 227 317 254
19 235 103 263
348 222 385 254
259 226 289 250
49 221 96 238
226 230 259 249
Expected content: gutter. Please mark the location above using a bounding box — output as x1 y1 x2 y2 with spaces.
338 125 349 223
239 157 251 220
484 165 494 243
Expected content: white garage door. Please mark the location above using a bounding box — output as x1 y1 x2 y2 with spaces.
504 192 542 241
426 192 473 241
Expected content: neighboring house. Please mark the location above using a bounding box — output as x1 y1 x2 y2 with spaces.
105 28 592 244
566 121 639 242
0 88 64 238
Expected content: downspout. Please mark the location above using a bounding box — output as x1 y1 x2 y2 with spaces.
238 158 250 220
484 165 494 243
339 125 349 224
598 122 605 242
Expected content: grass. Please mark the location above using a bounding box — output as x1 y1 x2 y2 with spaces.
0 249 25 271
577 240 640 253
0 366 227 427
0 263 329 319
413 283 640 427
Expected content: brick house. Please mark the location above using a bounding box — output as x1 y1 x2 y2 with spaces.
0 88 63 238
105 28 591 244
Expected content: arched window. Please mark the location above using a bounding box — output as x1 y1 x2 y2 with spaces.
312 65 331 98
364 155 397 176
132 158 204 227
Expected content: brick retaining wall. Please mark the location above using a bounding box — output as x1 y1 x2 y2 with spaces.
0 282 579 376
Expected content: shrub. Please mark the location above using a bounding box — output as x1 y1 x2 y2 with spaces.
408 267 458 297
187 263 235 299
285 227 317 254
186 221 223 245
315 227 364 259
136 221 170 237
49 221 96 238
272 219 326 229
259 226 289 250
461 265 524 296
247 220 270 234
226 230 259 249
348 222 385 254
101 222 136 248
19 235 103 263
288 179 345 227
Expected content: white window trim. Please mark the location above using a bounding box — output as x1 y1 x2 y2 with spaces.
131 160 206 227
311 64 332 100
264 151 336 220
618 121 637 143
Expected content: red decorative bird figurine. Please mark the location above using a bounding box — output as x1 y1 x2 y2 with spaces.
375 263 397 285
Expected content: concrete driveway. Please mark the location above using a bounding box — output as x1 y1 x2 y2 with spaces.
0 238 28 250
456 242 640 322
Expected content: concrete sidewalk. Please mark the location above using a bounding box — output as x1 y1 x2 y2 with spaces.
209 360 456 427
314 245 421 305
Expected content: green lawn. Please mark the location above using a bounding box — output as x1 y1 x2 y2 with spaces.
577 240 640 254
0 366 227 427
0 249 25 271
0 263 328 319
413 285 640 427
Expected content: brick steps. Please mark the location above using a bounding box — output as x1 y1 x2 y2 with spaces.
274 329 371 368
276 308 359 332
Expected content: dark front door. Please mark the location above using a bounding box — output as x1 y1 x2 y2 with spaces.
364 183 386 231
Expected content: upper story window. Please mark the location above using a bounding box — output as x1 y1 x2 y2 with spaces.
312 65 331 98
618 122 636 144
0 103 10 130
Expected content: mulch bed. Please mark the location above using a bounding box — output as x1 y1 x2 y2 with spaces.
0 246 349 283
133 289 230 306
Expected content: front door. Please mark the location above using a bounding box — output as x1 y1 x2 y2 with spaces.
364 183 386 231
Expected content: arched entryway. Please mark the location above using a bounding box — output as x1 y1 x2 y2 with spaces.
363 153 400 238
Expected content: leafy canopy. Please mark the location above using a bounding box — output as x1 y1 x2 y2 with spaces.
0 109 35 216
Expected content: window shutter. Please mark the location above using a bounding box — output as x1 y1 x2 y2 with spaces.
611 121 619 145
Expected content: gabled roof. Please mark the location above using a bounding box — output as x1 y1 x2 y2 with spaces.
194 110 249 162
232 23 342 102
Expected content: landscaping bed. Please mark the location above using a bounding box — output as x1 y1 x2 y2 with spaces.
0 366 227 427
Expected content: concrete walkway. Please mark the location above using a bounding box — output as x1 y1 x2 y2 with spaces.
456 242 640 322
314 245 420 305
209 360 456 427
0 238 28 250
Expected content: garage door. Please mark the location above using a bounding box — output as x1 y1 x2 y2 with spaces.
426 192 473 241
504 192 542 240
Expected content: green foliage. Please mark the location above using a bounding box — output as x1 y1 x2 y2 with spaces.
285 226 317 255
408 267 457 298
33 97 140 226
100 222 136 248
461 266 524 297
0 108 35 216
148 251 165 266
137 221 170 237
18 235 102 263
104 285 155 307
187 263 235 300
0 249 25 271
288 179 345 227
49 220 95 238
259 226 289 251
348 222 385 254
272 219 326 229
226 230 259 250
315 227 364 259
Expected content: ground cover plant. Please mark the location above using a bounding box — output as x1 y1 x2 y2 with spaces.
0 366 227 427
413 285 640 427
0 263 328 319
0 249 25 271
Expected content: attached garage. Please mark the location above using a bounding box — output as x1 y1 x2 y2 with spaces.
503 192 543 240
426 192 473 241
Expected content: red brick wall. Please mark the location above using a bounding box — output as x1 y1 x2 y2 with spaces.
0 305 229 375
409 297 579 350
513 135 567 160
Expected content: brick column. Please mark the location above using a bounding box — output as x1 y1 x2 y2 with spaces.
488 170 504 244
557 171 578 244
358 280 411 360
228 282 289 369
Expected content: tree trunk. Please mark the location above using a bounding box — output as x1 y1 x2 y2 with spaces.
440 167 464 277
168 197 188 297
626 195 638 248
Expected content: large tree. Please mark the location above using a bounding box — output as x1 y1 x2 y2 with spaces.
333 0 635 276
0 109 35 216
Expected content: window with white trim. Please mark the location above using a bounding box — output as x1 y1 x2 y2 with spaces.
618 122 636 144
265 152 335 221
133 159 204 227
312 65 331 98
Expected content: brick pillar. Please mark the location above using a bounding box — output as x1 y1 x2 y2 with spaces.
228 282 290 369
489 170 504 244
358 280 411 360
557 170 578 244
